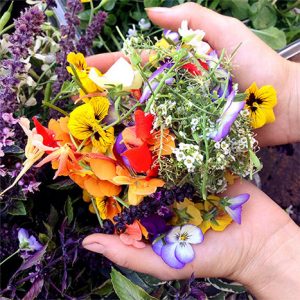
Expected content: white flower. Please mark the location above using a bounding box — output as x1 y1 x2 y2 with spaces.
127 25 138 38
138 18 151 31
165 115 172 126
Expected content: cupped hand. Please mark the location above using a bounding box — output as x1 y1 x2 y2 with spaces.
82 180 298 288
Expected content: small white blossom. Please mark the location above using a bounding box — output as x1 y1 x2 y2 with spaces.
138 18 151 31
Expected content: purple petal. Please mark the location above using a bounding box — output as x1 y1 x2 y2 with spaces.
139 81 159 103
181 225 204 244
165 226 181 244
161 243 185 269
141 215 168 238
165 77 175 85
152 238 164 256
211 95 245 141
163 29 180 44
28 236 43 251
18 228 29 241
175 242 195 264
225 206 242 224
228 193 250 210
148 62 173 82
113 133 131 169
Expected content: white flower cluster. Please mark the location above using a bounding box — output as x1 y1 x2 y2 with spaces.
173 143 203 173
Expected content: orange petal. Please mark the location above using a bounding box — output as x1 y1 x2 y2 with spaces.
125 221 142 240
122 127 143 147
90 157 117 181
119 233 134 245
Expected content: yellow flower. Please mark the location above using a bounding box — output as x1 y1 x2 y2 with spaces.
198 195 232 234
81 0 91 2
68 97 114 153
172 198 203 226
67 52 103 94
245 82 277 129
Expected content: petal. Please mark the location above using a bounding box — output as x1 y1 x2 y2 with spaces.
134 110 154 140
161 243 185 269
90 158 117 181
119 234 134 246
152 238 164 256
181 224 204 244
165 226 181 243
175 242 194 264
225 206 242 224
228 193 250 209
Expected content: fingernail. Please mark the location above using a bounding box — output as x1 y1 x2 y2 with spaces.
145 7 170 13
83 243 105 254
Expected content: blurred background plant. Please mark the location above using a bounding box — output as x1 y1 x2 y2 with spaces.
0 0 299 299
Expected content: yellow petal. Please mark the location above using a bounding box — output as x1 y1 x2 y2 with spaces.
256 85 277 110
89 97 110 121
199 220 211 234
250 107 267 129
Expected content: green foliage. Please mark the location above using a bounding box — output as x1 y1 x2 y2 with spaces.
252 27 287 50
110 268 158 300
207 278 246 294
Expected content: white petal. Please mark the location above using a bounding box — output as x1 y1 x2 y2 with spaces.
175 242 194 264
161 243 185 269
165 226 181 243
181 224 204 244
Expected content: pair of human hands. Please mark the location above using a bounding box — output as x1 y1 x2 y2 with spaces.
83 3 300 299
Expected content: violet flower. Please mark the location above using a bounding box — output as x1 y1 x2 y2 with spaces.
223 193 250 224
153 224 203 269
139 62 174 103
77 10 107 55
18 228 43 252
141 215 169 241
210 90 245 142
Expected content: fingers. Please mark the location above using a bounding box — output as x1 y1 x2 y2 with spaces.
82 233 192 280
86 52 125 72
86 51 151 72
146 3 233 50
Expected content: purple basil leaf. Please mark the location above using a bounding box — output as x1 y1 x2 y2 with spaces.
22 277 44 300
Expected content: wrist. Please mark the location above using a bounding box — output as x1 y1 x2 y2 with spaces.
233 219 300 299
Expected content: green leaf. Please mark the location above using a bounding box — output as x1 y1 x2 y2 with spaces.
252 27 286 50
249 149 262 171
78 10 91 21
207 278 246 294
110 268 158 300
47 178 75 190
3 145 24 155
234 92 246 102
220 0 250 20
209 291 226 300
64 196 74 225
144 0 163 8
250 1 277 29
92 279 114 297
102 0 117 11
8 201 26 216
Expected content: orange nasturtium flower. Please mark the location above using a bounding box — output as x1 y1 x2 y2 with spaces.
198 195 232 234
68 97 114 153
245 82 277 129
88 196 121 221
112 166 165 205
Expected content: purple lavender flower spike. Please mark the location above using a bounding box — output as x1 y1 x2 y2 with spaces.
153 224 204 269
18 228 43 252
225 193 250 224
210 91 245 142
163 29 180 44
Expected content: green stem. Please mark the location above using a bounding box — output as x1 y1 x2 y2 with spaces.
103 101 141 130
201 117 209 200
91 197 103 228
70 64 88 94
0 23 14 36
29 69 40 81
42 101 69 116
113 196 129 208
89 0 94 25
0 249 20 266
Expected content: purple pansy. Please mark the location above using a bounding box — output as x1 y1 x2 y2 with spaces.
210 90 245 142
141 215 169 241
139 62 174 103
224 193 250 224
152 224 204 269
18 228 43 252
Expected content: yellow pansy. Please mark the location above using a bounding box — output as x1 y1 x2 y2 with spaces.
245 82 277 129
172 198 203 226
68 97 114 153
67 52 103 94
198 195 232 234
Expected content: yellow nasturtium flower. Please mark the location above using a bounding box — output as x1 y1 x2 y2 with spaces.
66 52 103 95
245 82 277 129
68 97 114 153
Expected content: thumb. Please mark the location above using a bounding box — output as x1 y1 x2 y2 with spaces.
146 3 235 51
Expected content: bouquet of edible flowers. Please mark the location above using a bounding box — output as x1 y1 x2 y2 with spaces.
1 20 277 269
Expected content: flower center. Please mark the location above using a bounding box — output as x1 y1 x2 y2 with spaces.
178 231 189 241
247 93 263 112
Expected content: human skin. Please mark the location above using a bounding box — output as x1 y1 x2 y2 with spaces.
83 3 300 299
